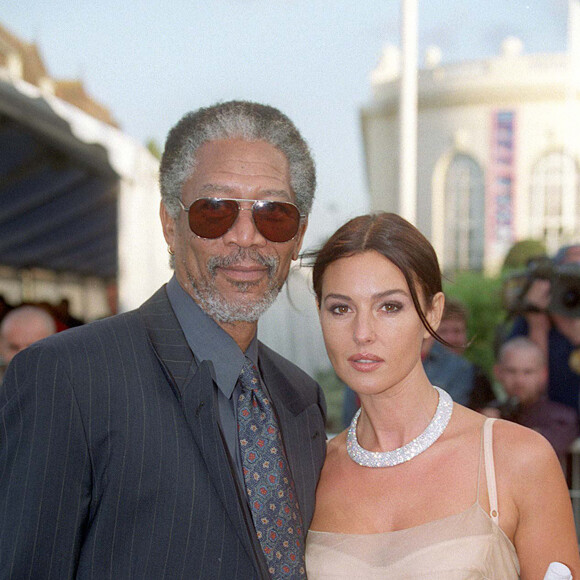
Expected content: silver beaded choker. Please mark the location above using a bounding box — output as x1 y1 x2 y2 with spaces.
346 386 453 468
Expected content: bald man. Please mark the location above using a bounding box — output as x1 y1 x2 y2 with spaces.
0 306 57 371
482 337 579 462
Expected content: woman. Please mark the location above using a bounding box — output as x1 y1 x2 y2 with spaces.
305 213 579 579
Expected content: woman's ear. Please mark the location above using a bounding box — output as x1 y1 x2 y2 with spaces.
424 292 445 338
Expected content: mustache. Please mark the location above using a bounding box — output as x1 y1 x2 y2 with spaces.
207 248 279 278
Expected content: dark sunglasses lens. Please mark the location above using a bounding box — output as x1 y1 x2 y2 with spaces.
253 201 301 242
188 198 239 239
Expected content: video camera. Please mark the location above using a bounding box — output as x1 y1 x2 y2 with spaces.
486 396 520 420
503 256 580 318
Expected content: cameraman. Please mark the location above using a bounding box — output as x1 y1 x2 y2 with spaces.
508 244 580 412
481 337 579 462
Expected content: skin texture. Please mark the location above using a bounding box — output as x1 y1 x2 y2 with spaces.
0 307 56 364
436 317 468 356
161 138 307 351
310 250 580 580
493 342 548 406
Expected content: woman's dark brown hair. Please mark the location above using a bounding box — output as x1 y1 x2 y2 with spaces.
312 212 444 341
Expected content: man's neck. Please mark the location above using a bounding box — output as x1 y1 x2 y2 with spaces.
217 319 258 352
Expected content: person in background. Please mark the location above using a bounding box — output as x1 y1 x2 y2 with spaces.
435 298 495 410
0 305 57 381
305 212 579 579
54 298 85 328
508 243 580 411
0 294 12 324
435 298 471 356
481 337 579 463
0 101 326 579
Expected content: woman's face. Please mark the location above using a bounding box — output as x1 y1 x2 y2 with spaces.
318 250 442 397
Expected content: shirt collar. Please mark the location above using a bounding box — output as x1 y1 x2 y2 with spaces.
166 275 258 398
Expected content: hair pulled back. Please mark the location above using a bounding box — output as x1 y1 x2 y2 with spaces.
312 212 444 340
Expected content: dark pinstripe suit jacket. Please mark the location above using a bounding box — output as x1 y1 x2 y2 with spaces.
0 287 327 579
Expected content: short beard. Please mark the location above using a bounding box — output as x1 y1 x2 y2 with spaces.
185 247 282 324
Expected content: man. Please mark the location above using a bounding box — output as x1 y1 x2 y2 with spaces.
482 337 579 462
421 298 492 409
435 298 470 356
508 244 580 410
0 305 57 381
434 298 495 410
421 334 474 406
0 101 327 579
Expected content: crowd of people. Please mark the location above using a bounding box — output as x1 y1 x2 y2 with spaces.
0 100 579 578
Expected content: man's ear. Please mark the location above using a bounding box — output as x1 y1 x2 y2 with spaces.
424 292 445 339
160 201 176 249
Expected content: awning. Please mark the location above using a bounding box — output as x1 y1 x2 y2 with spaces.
0 73 171 311
0 76 119 278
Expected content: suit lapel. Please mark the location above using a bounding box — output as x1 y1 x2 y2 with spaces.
139 288 264 573
181 361 263 571
139 286 198 393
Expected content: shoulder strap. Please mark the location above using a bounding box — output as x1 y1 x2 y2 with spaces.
483 418 500 524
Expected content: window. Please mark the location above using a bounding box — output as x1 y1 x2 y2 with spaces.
530 151 580 254
444 154 485 271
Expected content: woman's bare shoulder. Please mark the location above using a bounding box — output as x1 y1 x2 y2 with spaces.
491 418 557 467
489 418 564 508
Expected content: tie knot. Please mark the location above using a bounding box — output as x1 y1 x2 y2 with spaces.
239 357 261 392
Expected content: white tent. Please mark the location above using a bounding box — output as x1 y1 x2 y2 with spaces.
0 71 171 312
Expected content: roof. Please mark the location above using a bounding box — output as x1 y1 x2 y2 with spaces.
0 74 119 279
0 22 118 127
0 22 170 310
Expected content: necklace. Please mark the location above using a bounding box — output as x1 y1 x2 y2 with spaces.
346 386 453 468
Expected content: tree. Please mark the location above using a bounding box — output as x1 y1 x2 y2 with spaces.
501 239 547 271
443 271 504 375
146 138 162 160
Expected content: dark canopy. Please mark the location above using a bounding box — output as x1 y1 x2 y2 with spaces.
0 77 119 279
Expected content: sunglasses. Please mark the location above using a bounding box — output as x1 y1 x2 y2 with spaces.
177 197 304 243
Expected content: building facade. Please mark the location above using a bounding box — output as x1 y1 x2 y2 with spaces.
361 34 580 274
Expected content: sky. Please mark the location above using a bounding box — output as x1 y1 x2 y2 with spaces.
2 0 570 249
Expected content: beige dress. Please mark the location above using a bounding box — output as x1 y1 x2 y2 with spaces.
305 418 520 579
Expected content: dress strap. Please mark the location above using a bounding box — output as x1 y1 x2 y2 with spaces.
483 418 500 524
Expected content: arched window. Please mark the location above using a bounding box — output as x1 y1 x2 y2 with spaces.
444 154 485 271
529 151 580 254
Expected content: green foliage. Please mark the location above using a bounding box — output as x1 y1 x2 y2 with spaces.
501 239 547 271
443 271 505 376
314 367 347 434
146 138 162 160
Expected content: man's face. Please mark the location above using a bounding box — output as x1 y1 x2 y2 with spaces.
563 246 580 264
0 319 53 365
436 316 467 355
493 347 548 405
161 138 307 325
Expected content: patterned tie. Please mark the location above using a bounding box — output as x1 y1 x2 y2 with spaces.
237 357 306 578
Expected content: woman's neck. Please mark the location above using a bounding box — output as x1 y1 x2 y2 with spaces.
355 378 439 452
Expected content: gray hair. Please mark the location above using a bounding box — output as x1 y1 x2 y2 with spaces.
159 101 316 218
